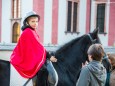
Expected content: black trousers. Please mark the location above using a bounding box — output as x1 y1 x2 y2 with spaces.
36 65 49 86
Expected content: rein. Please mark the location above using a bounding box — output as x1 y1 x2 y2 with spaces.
23 78 31 86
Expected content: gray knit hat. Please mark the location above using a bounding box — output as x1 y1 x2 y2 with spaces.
23 11 40 25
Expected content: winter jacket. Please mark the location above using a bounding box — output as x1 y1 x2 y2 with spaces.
76 60 107 86
110 69 115 86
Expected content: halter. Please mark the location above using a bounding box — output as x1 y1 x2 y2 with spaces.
87 34 95 44
87 33 107 59
87 33 111 72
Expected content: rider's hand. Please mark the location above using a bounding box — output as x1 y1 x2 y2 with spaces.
50 56 57 62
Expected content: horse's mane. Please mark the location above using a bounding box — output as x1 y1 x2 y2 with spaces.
55 35 86 55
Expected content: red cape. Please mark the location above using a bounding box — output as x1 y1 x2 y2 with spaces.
10 28 46 78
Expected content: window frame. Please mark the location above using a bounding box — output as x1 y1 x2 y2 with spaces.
65 0 80 34
94 0 107 34
12 0 21 18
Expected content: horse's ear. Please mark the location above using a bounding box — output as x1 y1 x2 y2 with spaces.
92 27 99 35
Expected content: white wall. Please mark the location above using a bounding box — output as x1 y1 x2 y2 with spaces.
58 0 87 45
0 0 111 47
44 0 53 45
21 0 33 25
0 51 12 61
90 0 110 46
58 0 67 45
1 0 33 43
1 0 11 43
79 0 87 34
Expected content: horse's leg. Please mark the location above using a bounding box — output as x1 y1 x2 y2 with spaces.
0 60 10 86
36 65 49 86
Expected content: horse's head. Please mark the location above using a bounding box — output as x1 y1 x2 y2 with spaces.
55 28 100 64
89 28 101 44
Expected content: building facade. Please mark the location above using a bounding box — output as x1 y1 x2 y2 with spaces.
0 0 115 46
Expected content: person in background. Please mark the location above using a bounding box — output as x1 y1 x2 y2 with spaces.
76 44 107 86
10 11 57 86
107 53 115 86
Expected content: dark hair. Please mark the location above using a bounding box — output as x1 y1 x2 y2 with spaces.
107 53 115 69
87 44 104 61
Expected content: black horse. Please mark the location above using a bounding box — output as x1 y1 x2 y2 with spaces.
50 28 100 86
0 28 110 86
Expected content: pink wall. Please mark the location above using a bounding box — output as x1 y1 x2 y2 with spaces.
108 0 115 46
0 0 2 42
33 0 45 43
52 0 59 44
86 0 91 33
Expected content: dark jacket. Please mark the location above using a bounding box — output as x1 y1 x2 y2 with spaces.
76 60 107 86
110 69 115 86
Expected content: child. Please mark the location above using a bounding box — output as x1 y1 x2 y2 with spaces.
107 53 115 86
10 11 57 86
76 44 107 86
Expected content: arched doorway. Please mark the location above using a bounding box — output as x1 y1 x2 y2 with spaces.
12 22 20 43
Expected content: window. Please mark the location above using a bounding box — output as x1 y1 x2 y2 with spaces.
73 2 78 32
12 0 21 18
12 22 20 43
67 1 72 32
96 4 105 33
11 0 21 43
66 0 79 33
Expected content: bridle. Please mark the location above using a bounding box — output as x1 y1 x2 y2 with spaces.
87 34 93 43
87 33 111 72
87 33 107 58
87 34 97 44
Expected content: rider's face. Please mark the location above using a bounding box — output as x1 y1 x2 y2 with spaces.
28 17 38 29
